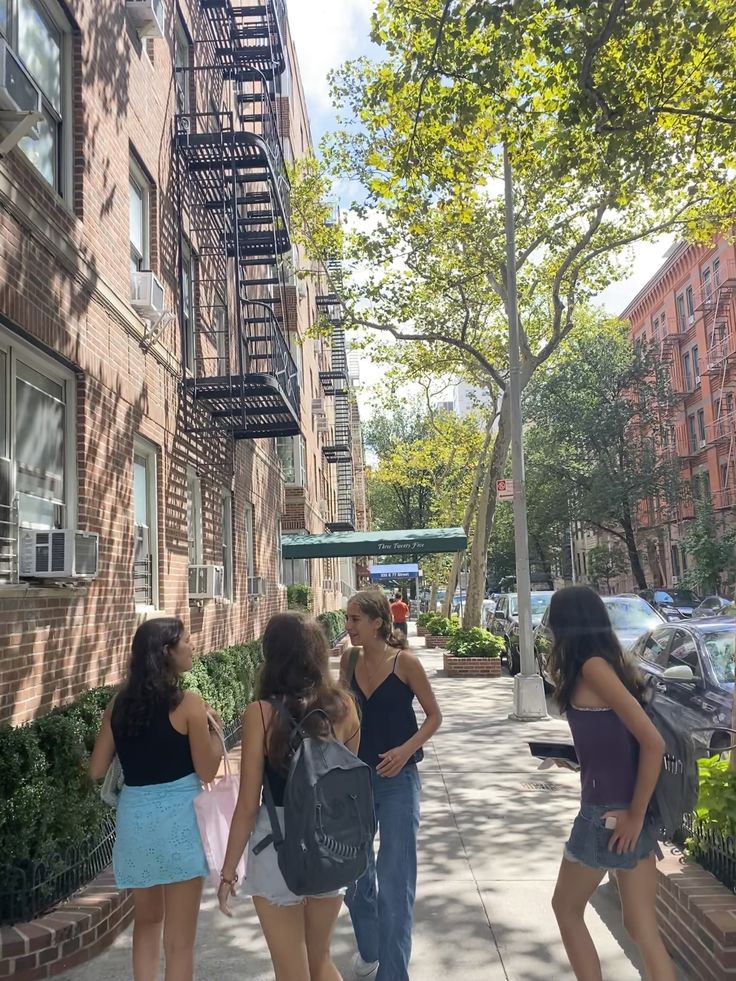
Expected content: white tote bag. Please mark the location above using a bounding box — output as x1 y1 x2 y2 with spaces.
194 719 246 890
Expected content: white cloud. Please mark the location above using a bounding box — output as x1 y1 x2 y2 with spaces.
598 235 675 317
286 0 375 116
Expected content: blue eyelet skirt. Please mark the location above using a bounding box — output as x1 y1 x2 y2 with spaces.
113 773 209 889
564 802 664 871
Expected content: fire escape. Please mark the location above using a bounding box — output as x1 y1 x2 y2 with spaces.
702 264 736 510
174 0 299 439
317 251 355 532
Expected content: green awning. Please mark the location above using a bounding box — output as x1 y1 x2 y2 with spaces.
281 527 467 560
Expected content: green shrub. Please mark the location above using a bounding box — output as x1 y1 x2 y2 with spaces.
416 612 432 628
425 614 459 637
287 583 313 612
0 639 263 902
316 609 347 646
694 755 736 836
446 627 504 658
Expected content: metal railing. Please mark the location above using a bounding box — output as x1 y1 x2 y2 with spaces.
679 814 736 895
241 301 299 417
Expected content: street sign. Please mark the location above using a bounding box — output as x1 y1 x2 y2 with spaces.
496 478 514 502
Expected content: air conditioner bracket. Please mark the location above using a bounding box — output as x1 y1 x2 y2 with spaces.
0 110 44 157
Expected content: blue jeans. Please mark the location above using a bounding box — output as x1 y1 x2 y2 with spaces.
346 765 421 981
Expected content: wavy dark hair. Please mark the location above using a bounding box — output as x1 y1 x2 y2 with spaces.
349 589 408 650
548 586 646 712
111 618 186 736
258 612 353 773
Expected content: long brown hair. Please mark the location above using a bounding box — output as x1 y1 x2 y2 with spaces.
548 586 646 712
349 589 408 650
112 618 185 736
258 612 353 773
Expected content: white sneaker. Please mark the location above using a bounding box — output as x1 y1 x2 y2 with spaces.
352 952 379 977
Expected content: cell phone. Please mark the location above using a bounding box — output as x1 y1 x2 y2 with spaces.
604 816 618 830
528 741 580 767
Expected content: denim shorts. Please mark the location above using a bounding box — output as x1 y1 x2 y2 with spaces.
564 802 663 871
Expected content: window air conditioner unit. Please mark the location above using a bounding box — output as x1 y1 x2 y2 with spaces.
247 575 267 597
688 314 695 326
19 528 99 579
189 564 225 599
318 498 329 518
0 39 42 116
311 398 326 416
316 416 330 434
126 0 165 38
131 271 165 320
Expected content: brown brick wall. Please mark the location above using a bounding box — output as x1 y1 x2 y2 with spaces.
0 0 354 724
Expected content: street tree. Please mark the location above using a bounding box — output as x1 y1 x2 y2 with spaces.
587 543 629 594
290 1 735 625
681 500 736 596
524 318 681 588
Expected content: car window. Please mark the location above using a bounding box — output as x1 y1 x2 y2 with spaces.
654 591 674 603
640 628 671 665
666 630 702 678
605 597 662 632
702 629 736 685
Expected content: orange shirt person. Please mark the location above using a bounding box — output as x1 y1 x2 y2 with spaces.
390 594 410 638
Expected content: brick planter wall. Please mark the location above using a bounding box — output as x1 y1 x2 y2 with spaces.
0 870 132 980
655 844 736 980
416 625 427 637
424 635 451 649
443 654 502 677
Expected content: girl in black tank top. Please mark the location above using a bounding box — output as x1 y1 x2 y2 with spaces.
342 590 442 981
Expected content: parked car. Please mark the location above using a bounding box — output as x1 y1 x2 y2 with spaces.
692 596 734 619
535 593 664 685
491 590 555 675
637 588 700 619
632 618 735 758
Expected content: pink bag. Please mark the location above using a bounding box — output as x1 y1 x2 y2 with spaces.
194 720 246 890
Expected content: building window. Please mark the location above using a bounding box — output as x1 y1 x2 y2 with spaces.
676 294 686 332
682 352 691 391
284 557 310 586
671 545 681 579
129 155 151 276
687 414 697 454
702 268 712 303
692 346 700 385
186 467 202 565
213 291 227 375
181 237 196 374
276 435 306 485
697 409 706 446
651 316 660 343
713 258 721 287
133 437 158 608
2 0 71 195
685 286 694 321
276 516 283 584
174 15 191 115
244 501 255 585
221 490 232 600
720 462 729 489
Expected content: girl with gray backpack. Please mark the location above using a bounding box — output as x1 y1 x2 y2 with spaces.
217 612 363 981
547 586 676 981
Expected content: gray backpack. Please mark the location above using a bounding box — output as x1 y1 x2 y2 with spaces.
645 694 735 839
253 699 376 896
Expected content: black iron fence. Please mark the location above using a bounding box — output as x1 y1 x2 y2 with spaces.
0 815 116 926
680 814 736 895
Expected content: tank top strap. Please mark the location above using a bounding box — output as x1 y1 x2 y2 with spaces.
392 651 401 673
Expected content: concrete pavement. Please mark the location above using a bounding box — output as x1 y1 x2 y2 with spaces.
62 631 691 980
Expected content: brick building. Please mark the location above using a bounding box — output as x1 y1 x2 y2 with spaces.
0 0 364 725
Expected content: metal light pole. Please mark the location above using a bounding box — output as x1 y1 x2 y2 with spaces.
504 144 548 722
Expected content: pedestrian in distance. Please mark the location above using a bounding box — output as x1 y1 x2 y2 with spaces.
548 586 676 981
217 612 361 981
389 592 410 640
342 589 443 981
89 618 224 981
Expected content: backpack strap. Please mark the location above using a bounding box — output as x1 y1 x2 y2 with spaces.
346 646 360 685
252 773 284 855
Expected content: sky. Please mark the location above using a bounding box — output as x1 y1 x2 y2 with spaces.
286 1 675 411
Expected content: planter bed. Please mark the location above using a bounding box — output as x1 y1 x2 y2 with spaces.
416 625 428 637
425 634 451 649
443 654 502 677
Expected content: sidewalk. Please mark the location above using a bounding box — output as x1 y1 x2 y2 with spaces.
62 631 690 980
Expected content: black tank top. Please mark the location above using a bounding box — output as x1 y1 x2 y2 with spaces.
351 652 423 769
112 699 196 787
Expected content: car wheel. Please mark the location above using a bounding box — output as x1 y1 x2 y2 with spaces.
509 647 520 676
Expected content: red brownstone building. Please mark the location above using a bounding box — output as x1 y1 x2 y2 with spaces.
0 0 364 725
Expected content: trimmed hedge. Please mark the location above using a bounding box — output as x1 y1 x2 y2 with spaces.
416 612 433 629
0 640 263 910
287 584 312 612
317 609 348 646
446 627 504 659
425 614 459 637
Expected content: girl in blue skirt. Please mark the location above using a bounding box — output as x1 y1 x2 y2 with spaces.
90 618 223 981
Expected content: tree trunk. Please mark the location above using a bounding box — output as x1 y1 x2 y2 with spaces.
731 689 736 773
463 395 512 627
442 425 494 617
429 583 438 614
621 506 647 589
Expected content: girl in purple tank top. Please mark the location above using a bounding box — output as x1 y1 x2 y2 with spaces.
547 586 676 981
